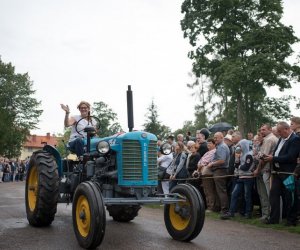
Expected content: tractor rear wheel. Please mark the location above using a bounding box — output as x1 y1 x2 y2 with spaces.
107 205 141 222
25 150 59 226
72 181 106 249
164 183 205 241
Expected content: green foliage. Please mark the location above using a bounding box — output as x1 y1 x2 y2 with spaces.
143 100 171 140
181 0 300 135
55 128 71 158
0 58 42 158
92 101 123 137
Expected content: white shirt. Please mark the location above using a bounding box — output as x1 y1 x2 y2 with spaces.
69 115 97 141
274 132 293 168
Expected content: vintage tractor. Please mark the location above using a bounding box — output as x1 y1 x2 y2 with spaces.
25 86 205 249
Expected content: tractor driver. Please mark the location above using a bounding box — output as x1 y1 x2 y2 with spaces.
61 101 97 159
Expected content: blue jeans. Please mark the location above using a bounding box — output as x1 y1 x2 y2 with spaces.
68 138 84 157
229 178 254 216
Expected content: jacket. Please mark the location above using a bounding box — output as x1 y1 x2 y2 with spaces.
272 132 300 173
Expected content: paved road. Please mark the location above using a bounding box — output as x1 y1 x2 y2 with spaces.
0 182 300 250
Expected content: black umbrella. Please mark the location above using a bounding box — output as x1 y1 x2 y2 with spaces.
208 122 233 133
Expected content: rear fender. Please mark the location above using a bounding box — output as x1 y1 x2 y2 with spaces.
43 145 63 177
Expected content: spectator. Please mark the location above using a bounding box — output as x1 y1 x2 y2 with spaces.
157 150 173 195
206 132 230 217
272 126 280 138
254 124 278 222
264 121 300 226
177 134 184 144
3 158 10 182
221 139 255 219
186 141 200 177
167 141 188 190
9 159 16 182
0 157 3 183
195 128 209 158
227 129 234 135
167 135 176 153
195 138 218 211
186 141 201 192
247 131 254 150
290 116 300 217
228 131 243 192
18 160 26 181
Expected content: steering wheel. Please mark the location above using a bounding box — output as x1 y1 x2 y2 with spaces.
75 116 101 136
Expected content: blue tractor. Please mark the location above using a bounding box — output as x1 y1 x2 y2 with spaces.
25 86 205 249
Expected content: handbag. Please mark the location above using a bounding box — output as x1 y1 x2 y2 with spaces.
158 160 173 180
158 166 167 180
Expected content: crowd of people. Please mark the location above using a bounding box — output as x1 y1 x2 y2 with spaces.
0 157 27 183
157 117 300 226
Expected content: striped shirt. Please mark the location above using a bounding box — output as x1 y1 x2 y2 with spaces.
198 149 216 166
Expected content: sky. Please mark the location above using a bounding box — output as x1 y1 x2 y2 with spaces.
0 0 299 136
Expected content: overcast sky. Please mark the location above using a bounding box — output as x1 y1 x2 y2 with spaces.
0 0 299 136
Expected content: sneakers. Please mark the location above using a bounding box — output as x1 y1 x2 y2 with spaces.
220 212 234 220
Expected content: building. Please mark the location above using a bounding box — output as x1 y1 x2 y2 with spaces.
20 133 59 160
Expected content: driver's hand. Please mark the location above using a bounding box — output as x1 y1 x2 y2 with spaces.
60 104 70 113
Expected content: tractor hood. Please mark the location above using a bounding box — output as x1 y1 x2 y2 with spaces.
85 131 157 153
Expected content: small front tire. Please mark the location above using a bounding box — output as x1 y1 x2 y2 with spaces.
72 181 106 249
164 183 205 241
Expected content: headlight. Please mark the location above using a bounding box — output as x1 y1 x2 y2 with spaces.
160 143 172 155
97 141 110 154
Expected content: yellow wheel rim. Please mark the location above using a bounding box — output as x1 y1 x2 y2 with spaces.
28 166 38 212
76 195 91 237
169 201 191 231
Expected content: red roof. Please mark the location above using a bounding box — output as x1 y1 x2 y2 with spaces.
24 133 59 148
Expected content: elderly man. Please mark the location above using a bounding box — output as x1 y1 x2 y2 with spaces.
254 124 278 222
264 122 300 226
206 132 230 217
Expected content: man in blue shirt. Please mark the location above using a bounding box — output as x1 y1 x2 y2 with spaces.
206 132 230 217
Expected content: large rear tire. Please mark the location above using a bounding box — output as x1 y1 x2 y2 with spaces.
25 150 59 226
164 183 205 241
72 181 106 249
107 205 141 222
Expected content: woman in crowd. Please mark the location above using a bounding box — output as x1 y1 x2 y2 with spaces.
167 141 188 191
186 141 201 192
193 138 218 211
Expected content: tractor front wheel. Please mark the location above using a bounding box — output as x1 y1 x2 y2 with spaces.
164 183 205 241
72 181 106 249
25 151 59 226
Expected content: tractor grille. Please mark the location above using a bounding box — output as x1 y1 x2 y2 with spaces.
122 140 157 181
148 141 158 181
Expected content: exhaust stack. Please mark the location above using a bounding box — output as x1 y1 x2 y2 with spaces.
127 85 134 132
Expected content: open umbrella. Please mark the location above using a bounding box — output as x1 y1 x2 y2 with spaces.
208 122 233 133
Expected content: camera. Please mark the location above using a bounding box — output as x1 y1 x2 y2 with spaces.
193 172 200 178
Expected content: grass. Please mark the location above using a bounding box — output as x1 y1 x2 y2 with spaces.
144 204 300 234
205 208 300 234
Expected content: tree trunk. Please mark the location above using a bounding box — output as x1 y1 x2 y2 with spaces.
237 94 245 137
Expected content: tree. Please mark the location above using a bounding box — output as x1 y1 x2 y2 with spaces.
181 0 300 135
92 101 122 137
143 100 171 140
55 128 71 158
0 58 42 158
